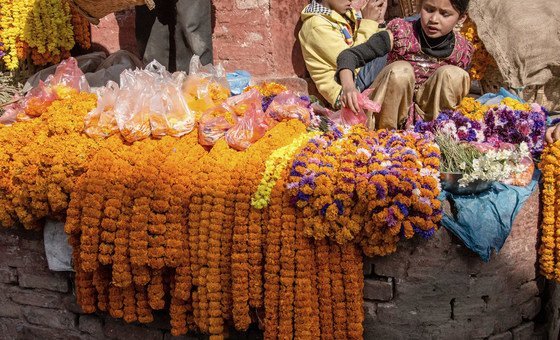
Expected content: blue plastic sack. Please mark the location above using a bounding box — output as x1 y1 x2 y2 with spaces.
477 87 525 106
226 70 251 96
438 170 540 262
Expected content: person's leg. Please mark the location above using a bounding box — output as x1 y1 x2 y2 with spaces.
415 65 470 121
175 0 213 72
368 61 415 130
355 55 388 92
135 0 176 70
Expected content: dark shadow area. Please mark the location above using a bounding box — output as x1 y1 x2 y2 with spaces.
116 9 141 57
86 42 110 57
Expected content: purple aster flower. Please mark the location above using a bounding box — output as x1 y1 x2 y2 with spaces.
413 225 436 239
386 208 397 227
335 199 344 215
395 201 409 217
296 191 310 202
320 204 329 216
262 95 275 112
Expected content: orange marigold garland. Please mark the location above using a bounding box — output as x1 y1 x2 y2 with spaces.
330 243 348 339
341 244 364 339
539 143 560 279
108 285 125 319
122 284 138 323
314 238 334 338
70 4 91 50
220 158 237 321
294 208 321 339
135 284 154 324
231 155 251 330
148 269 166 310
278 186 297 338
263 175 283 339
93 266 111 312
247 158 264 309
98 150 121 266
112 158 134 288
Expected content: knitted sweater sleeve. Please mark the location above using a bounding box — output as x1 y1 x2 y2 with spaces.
335 30 391 82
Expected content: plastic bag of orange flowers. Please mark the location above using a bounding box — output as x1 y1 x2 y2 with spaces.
6 57 90 121
183 55 231 119
150 82 196 138
114 87 152 143
84 81 120 138
197 88 266 147
198 105 238 146
225 93 277 150
48 57 90 93
265 91 314 126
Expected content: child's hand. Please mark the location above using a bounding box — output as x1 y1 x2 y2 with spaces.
362 0 387 24
341 85 361 114
546 124 560 144
339 69 360 113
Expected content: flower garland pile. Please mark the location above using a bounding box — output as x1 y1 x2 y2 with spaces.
1 80 447 339
251 131 319 209
0 89 99 229
0 0 90 70
287 126 442 256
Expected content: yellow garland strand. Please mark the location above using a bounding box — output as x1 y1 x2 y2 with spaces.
251 131 318 209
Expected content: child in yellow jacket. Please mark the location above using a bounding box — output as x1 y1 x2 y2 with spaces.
298 0 388 109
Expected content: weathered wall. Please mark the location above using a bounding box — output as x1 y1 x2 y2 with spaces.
363 189 547 339
90 0 403 77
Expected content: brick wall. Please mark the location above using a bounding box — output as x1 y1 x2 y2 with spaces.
90 1 407 77
0 227 264 339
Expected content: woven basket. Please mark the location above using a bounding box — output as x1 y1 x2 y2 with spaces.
398 0 419 18
69 0 155 24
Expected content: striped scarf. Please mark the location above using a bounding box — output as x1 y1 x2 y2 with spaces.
303 1 356 46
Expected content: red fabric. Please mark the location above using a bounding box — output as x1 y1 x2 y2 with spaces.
387 18 473 88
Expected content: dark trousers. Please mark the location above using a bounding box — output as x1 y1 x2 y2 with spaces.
135 0 213 72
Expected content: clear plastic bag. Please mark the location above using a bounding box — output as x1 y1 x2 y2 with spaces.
84 81 120 138
340 89 379 127
265 91 314 126
198 106 237 146
23 81 58 118
183 55 230 117
150 83 196 138
49 57 90 93
225 99 275 151
115 86 152 143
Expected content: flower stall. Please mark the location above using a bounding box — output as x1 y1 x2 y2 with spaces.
0 51 556 338
1 1 560 339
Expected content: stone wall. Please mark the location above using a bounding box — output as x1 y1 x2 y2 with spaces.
363 189 548 339
0 228 197 340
